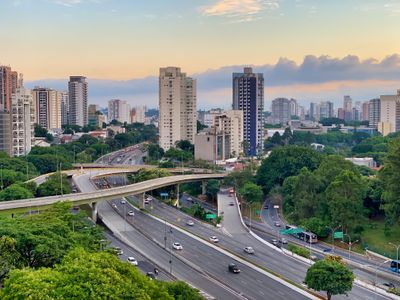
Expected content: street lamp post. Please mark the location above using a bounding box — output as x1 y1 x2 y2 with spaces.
342 234 359 259
60 163 63 197
327 225 341 253
375 259 391 298
0 164 3 190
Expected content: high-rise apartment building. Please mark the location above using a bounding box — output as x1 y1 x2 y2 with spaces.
60 91 69 126
68 76 88 127
309 102 320 121
361 101 369 121
11 87 34 156
108 99 131 124
0 66 18 112
319 101 334 120
343 95 353 121
289 98 298 117
195 128 230 162
159 67 197 151
213 110 243 157
130 106 146 123
271 98 291 125
368 98 380 128
232 67 264 156
0 112 11 155
32 87 62 130
378 90 400 136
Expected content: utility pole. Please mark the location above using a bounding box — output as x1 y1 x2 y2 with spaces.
0 164 3 190
60 163 63 196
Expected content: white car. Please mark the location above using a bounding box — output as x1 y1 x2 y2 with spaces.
186 219 194 226
244 246 255 254
128 211 135 216
271 238 279 245
209 236 219 243
280 238 288 244
173 242 183 250
121 199 127 204
127 257 138 266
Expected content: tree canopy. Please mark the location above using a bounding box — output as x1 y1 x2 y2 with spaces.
305 257 354 300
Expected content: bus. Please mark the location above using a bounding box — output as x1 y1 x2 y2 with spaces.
285 225 318 244
390 260 400 273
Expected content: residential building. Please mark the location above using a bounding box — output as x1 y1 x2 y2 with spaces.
32 87 62 130
159 67 197 150
343 95 353 121
319 101 334 120
338 108 345 120
11 87 34 156
0 111 11 155
0 66 19 112
68 76 88 127
60 91 69 125
378 90 400 136
213 110 243 157
108 99 130 124
130 106 146 123
289 98 298 117
271 98 291 125
88 104 105 127
368 98 380 128
195 128 230 162
309 102 320 121
232 67 264 156
361 101 369 121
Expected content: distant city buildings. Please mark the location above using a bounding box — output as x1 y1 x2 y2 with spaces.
88 104 106 128
60 91 69 126
0 66 18 112
369 98 380 128
343 95 353 121
68 76 88 127
232 67 264 156
130 106 146 124
159 67 197 151
271 98 291 125
108 99 130 124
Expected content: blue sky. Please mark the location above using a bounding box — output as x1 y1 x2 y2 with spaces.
1 0 400 109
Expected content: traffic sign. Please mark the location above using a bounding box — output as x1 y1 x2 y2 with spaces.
334 231 344 239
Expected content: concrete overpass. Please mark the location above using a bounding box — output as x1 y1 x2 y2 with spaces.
0 174 225 219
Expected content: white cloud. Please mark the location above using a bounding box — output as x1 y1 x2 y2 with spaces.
200 0 279 22
51 0 101 7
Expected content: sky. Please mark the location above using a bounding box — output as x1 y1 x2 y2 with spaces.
1 0 400 109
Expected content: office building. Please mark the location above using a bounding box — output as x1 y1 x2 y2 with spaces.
32 87 62 130
319 101 334 120
343 95 353 121
88 104 105 127
289 98 298 117
68 76 88 127
108 99 130 124
213 110 243 157
338 108 345 120
11 87 34 156
130 106 146 123
309 102 319 121
369 98 380 128
378 90 400 136
232 67 264 156
159 67 197 150
271 98 291 125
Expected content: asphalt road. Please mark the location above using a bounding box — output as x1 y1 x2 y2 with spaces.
128 191 393 300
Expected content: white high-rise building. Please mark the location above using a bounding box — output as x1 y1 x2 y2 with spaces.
130 106 146 123
159 67 197 151
213 110 243 157
319 101 334 120
32 87 62 130
369 98 380 128
271 98 291 125
378 90 400 136
68 76 88 127
232 67 264 156
11 87 34 156
108 99 131 124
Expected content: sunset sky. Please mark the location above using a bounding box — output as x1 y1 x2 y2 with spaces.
2 0 400 108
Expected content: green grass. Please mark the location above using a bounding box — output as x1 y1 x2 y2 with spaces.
361 219 400 259
241 201 263 222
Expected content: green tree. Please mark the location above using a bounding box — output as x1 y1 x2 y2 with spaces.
305 258 354 300
165 147 193 162
257 145 323 193
162 281 204 300
197 120 208 133
206 179 220 201
0 184 34 201
0 236 22 282
147 143 165 161
325 170 366 232
134 168 171 183
314 155 358 188
0 169 25 189
36 172 72 197
176 140 194 154
239 182 263 203
223 169 254 189
380 137 400 225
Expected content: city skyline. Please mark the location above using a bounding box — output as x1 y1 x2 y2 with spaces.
2 0 400 107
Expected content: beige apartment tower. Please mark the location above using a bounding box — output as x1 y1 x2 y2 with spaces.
159 67 197 151
213 110 243 157
32 88 62 130
378 90 400 136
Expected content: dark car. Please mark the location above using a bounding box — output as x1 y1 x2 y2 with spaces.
146 272 155 280
228 263 240 273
